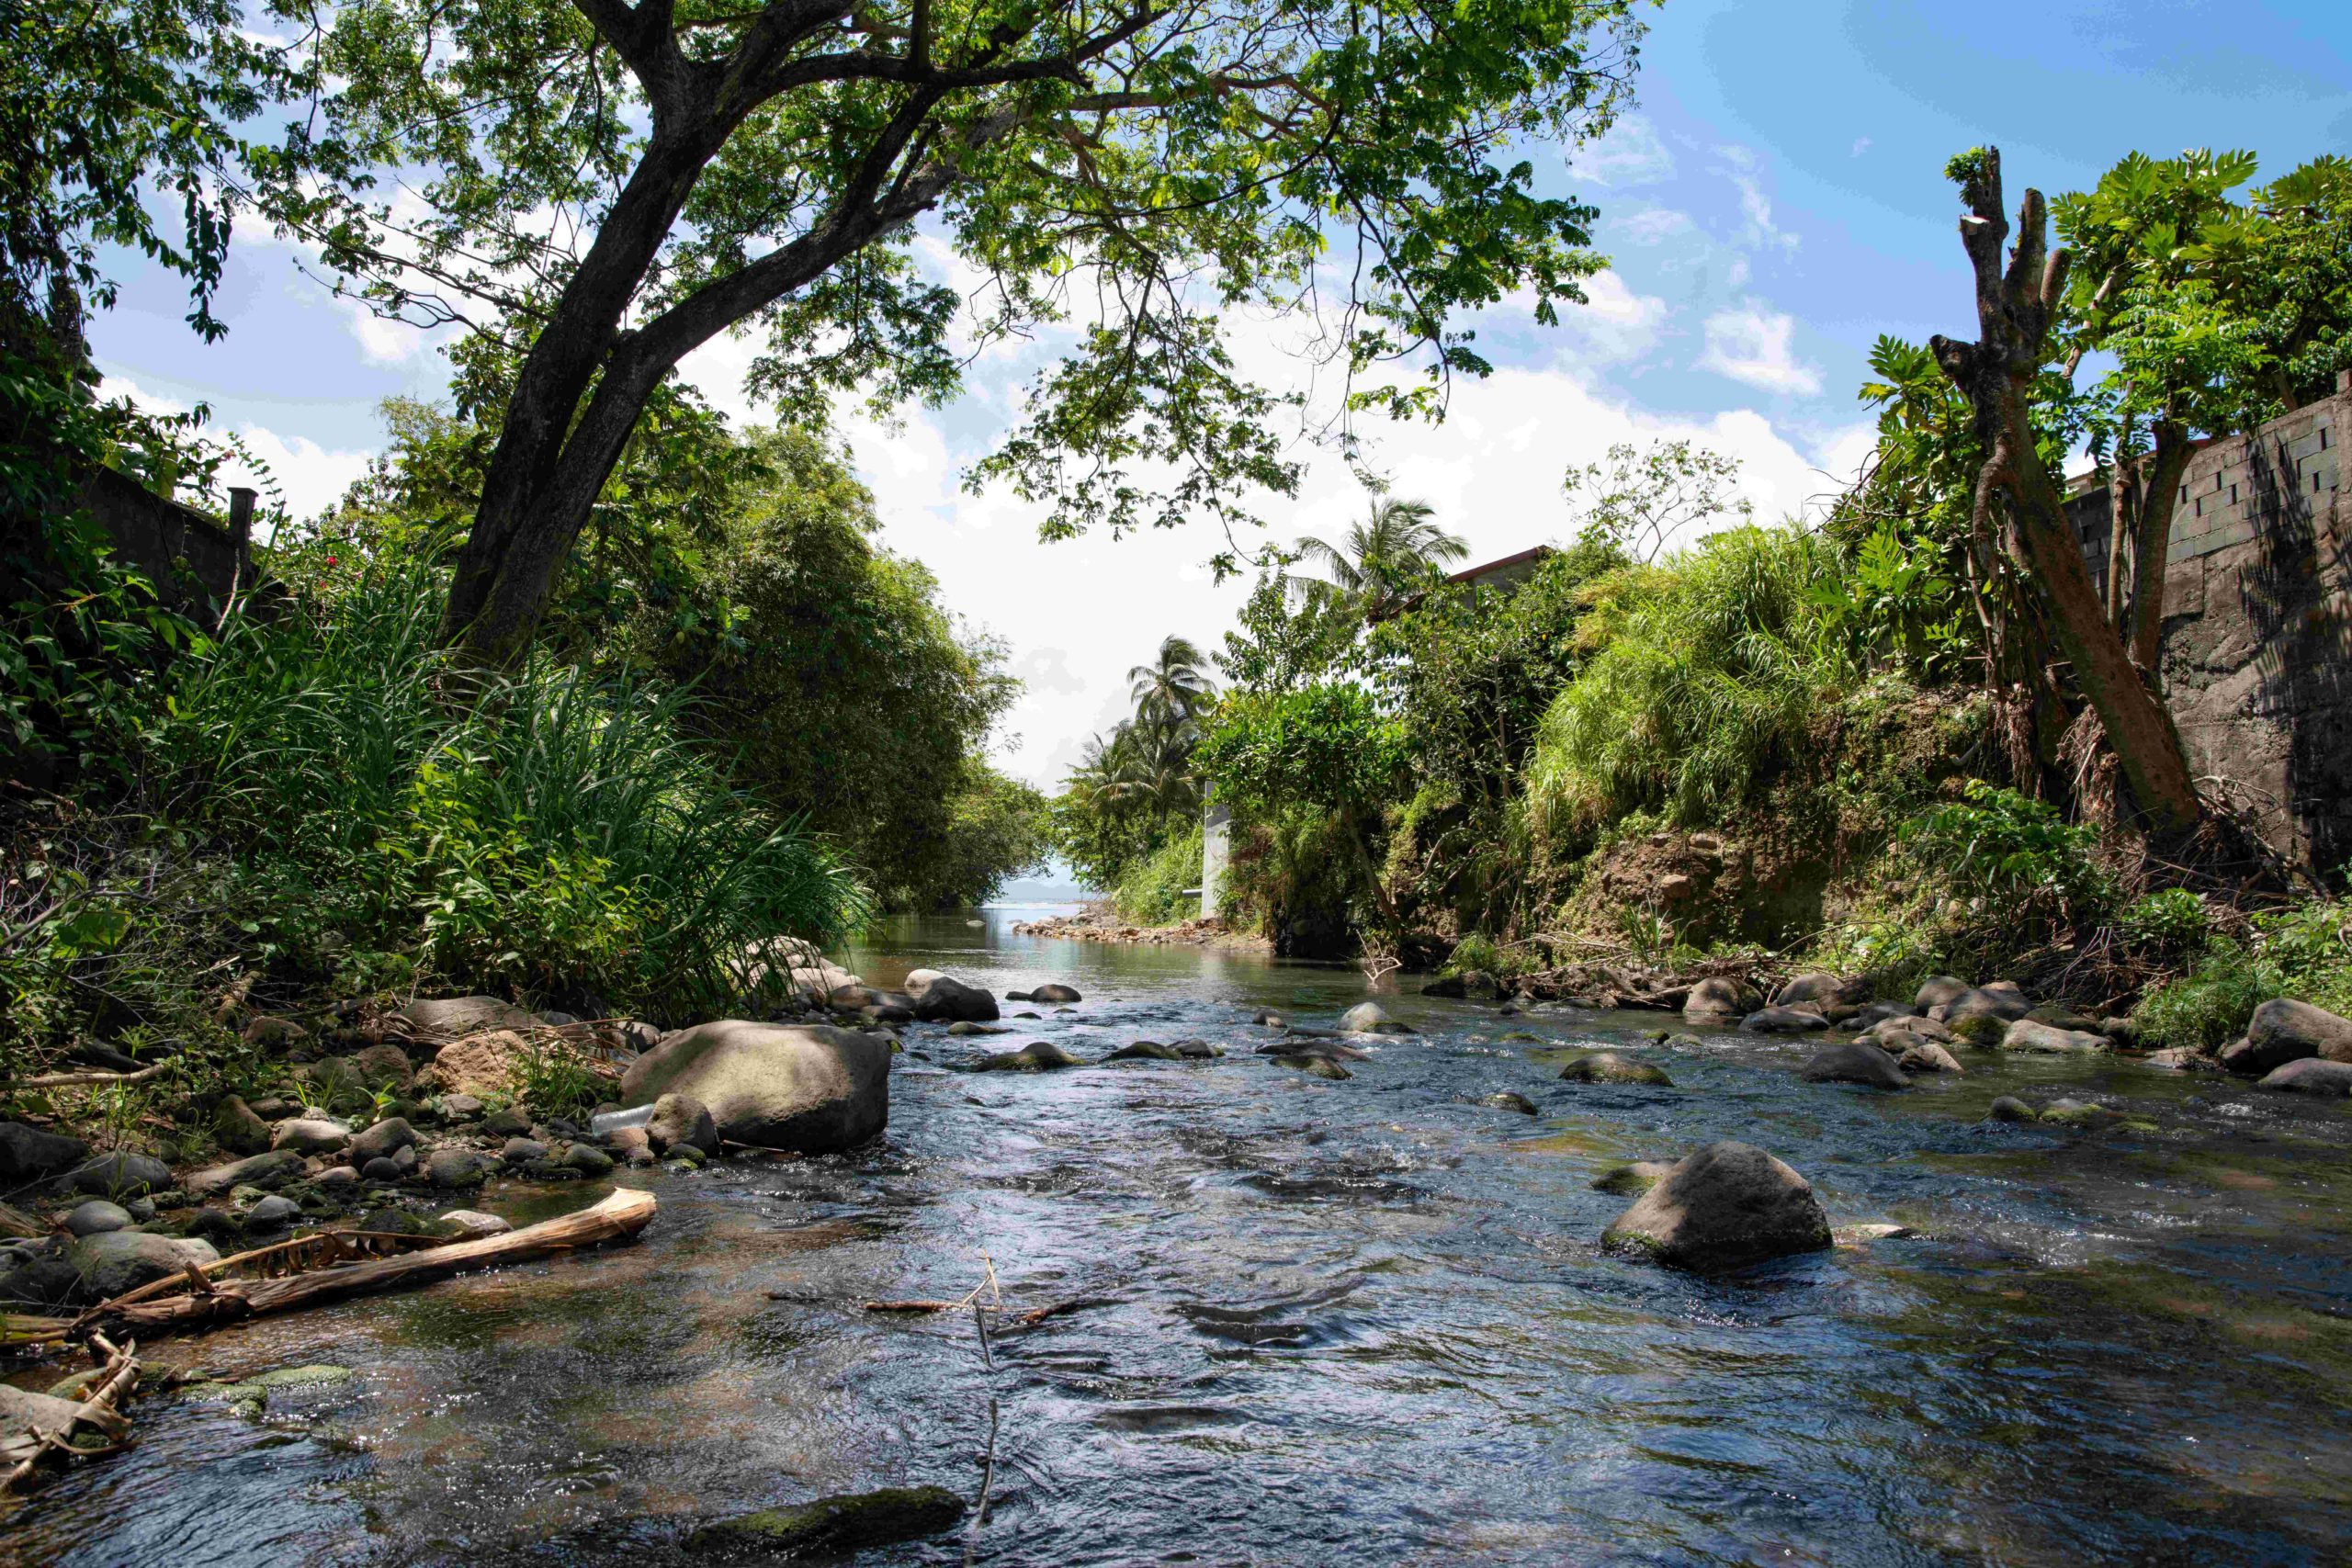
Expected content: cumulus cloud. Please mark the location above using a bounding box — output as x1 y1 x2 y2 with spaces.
94 373 371 528
1695 301 1823 396
1719 144 1801 254
1574 116 1675 187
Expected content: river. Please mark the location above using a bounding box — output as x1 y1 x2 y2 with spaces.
13 908 2352 1564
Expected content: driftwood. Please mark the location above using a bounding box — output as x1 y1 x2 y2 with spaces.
2 1331 141 1494
6 1057 182 1090
75 1188 657 1342
857 1295 1113 1328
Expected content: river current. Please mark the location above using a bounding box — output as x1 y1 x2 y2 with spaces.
12 908 2352 1565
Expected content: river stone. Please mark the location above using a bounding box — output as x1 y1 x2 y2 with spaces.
606 1126 655 1165
346 1117 417 1164
2024 1003 2102 1032
901 970 1000 1023
1105 1040 1184 1061
2219 998 2352 1077
686 1485 966 1560
1600 1141 1833 1272
399 996 537 1041
2000 1020 2109 1055
1867 1015 1951 1045
1337 1002 1415 1035
211 1096 271 1156
1251 1010 1285 1027
426 1148 493 1189
1799 1043 1911 1089
645 1093 718 1156
1896 1042 1966 1076
58 1151 171 1197
1913 975 1972 1012
436 1209 513 1240
243 1194 301 1230
1271 1054 1351 1079
350 1043 414 1089
1028 983 1082 1004
944 1021 1006 1036
438 1093 485 1122
360 1156 402 1182
188 1149 305 1197
972 1042 1086 1072
433 1031 536 1098
0 1122 90 1184
64 1200 132 1237
501 1137 548 1164
558 1141 615 1177
69 1230 220 1301
1771 972 1859 1009
1939 983 2033 1027
2040 1098 2126 1129
2257 1057 2352 1098
1741 1006 1830 1033
1681 976 1756 1018
1557 1052 1674 1088
1591 1161 1676 1196
1482 1091 1540 1114
316 1166 359 1188
481 1107 532 1137
1172 1039 1220 1059
2141 1046 2213 1072
271 1117 351 1156
622 1021 890 1152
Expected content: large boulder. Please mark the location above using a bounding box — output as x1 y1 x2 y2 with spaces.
1771 973 1860 1009
645 1092 719 1156
0 1122 90 1184
68 1231 220 1302
1337 1002 1415 1035
1798 1043 1910 1089
56 1151 170 1197
398 995 537 1042
2000 1020 2109 1055
432 1030 535 1098
1938 983 2032 1026
902 970 1000 1024
1912 975 1972 1013
620 1021 890 1152
2219 999 2352 1077
1600 1142 1833 1272
1683 977 1758 1018
2256 1057 2352 1098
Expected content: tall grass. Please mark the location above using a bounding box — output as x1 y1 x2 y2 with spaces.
1527 525 1851 833
152 564 870 1014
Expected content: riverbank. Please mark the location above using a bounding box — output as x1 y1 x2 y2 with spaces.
1010 905 1272 951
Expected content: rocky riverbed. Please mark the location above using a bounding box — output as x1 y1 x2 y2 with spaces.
6 908 2352 1563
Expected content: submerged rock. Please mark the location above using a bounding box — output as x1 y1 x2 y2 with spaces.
1104 1040 1183 1061
1556 1052 1674 1088
2256 1057 2352 1098
2039 1098 2128 1130
1589 1161 1675 1196
1028 983 1082 1004
1798 1043 1910 1089
2220 998 2352 1077
972 1042 1086 1072
1271 1054 1351 1079
1600 1141 1833 1272
622 1021 891 1151
1984 1096 2039 1123
1481 1091 1540 1114
1894 1042 1965 1076
1740 1006 1830 1034
1338 1002 1415 1035
686 1485 965 1560
902 969 1001 1023
1771 973 1859 1009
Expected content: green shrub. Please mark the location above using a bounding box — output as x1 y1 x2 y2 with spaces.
1897 782 2112 937
2117 888 2211 955
1112 824 1204 925
2132 939 2279 1053
514 1033 605 1120
2252 899 2352 1016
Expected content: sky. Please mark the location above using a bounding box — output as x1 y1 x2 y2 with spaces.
87 0 2352 792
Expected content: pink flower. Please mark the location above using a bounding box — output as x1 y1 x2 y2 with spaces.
324 555 340 566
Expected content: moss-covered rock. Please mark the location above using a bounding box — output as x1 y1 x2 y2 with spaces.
685 1484 966 1559
1557 1051 1674 1087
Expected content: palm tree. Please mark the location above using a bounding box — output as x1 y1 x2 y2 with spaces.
1290 496 1470 620
1127 635 1216 733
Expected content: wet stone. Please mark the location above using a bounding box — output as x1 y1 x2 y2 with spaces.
1557 1052 1674 1088
686 1485 966 1560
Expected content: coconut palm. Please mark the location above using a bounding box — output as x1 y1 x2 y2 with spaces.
1127 635 1216 732
1290 496 1470 620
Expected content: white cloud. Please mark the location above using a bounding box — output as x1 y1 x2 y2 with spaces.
1611 206 1696 246
93 373 371 527
1695 301 1823 396
1719 144 1801 254
1575 116 1675 187
1851 137 1873 157
344 300 426 365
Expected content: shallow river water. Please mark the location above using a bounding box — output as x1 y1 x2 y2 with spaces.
13 908 2352 1565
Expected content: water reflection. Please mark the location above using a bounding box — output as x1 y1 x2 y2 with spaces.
11 908 2352 1564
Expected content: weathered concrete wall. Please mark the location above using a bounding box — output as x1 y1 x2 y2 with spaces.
2067 375 2352 873
75 466 250 624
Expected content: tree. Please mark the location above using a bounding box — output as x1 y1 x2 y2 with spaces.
1928 147 2200 832
1564 438 1750 563
1127 635 1216 733
279 0 1647 662
1291 496 1471 620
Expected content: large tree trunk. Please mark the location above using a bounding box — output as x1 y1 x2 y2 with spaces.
2126 420 2193 674
1929 149 2201 834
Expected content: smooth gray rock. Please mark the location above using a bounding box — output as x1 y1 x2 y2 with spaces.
2000 1020 2109 1055
501 1137 548 1164
243 1194 301 1230
1482 1091 1540 1114
972 1042 1086 1072
646 1092 718 1156
1741 1006 1830 1033
1799 1043 1911 1089
271 1118 352 1156
1338 1002 1415 1034
1913 975 1972 1013
1601 1141 1833 1271
1557 1052 1674 1087
397 995 536 1040
1271 1054 1351 1079
64 1201 132 1237
346 1117 417 1164
57 1151 171 1197
68 1231 220 1301
1682 977 1758 1018
2257 1057 2352 1098
2220 998 2352 1077
1895 1041 1966 1075
901 970 1001 1023
621 1021 890 1152
1028 983 1082 1004
436 1209 512 1240
1771 973 1858 1008
360 1156 402 1182
425 1147 493 1189
0 1122 90 1184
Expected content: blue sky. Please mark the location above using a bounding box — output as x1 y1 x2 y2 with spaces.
88 0 2352 787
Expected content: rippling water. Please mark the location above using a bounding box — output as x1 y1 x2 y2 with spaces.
12 908 2352 1565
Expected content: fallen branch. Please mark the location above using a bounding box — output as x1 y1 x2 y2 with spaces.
6 1057 180 1090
